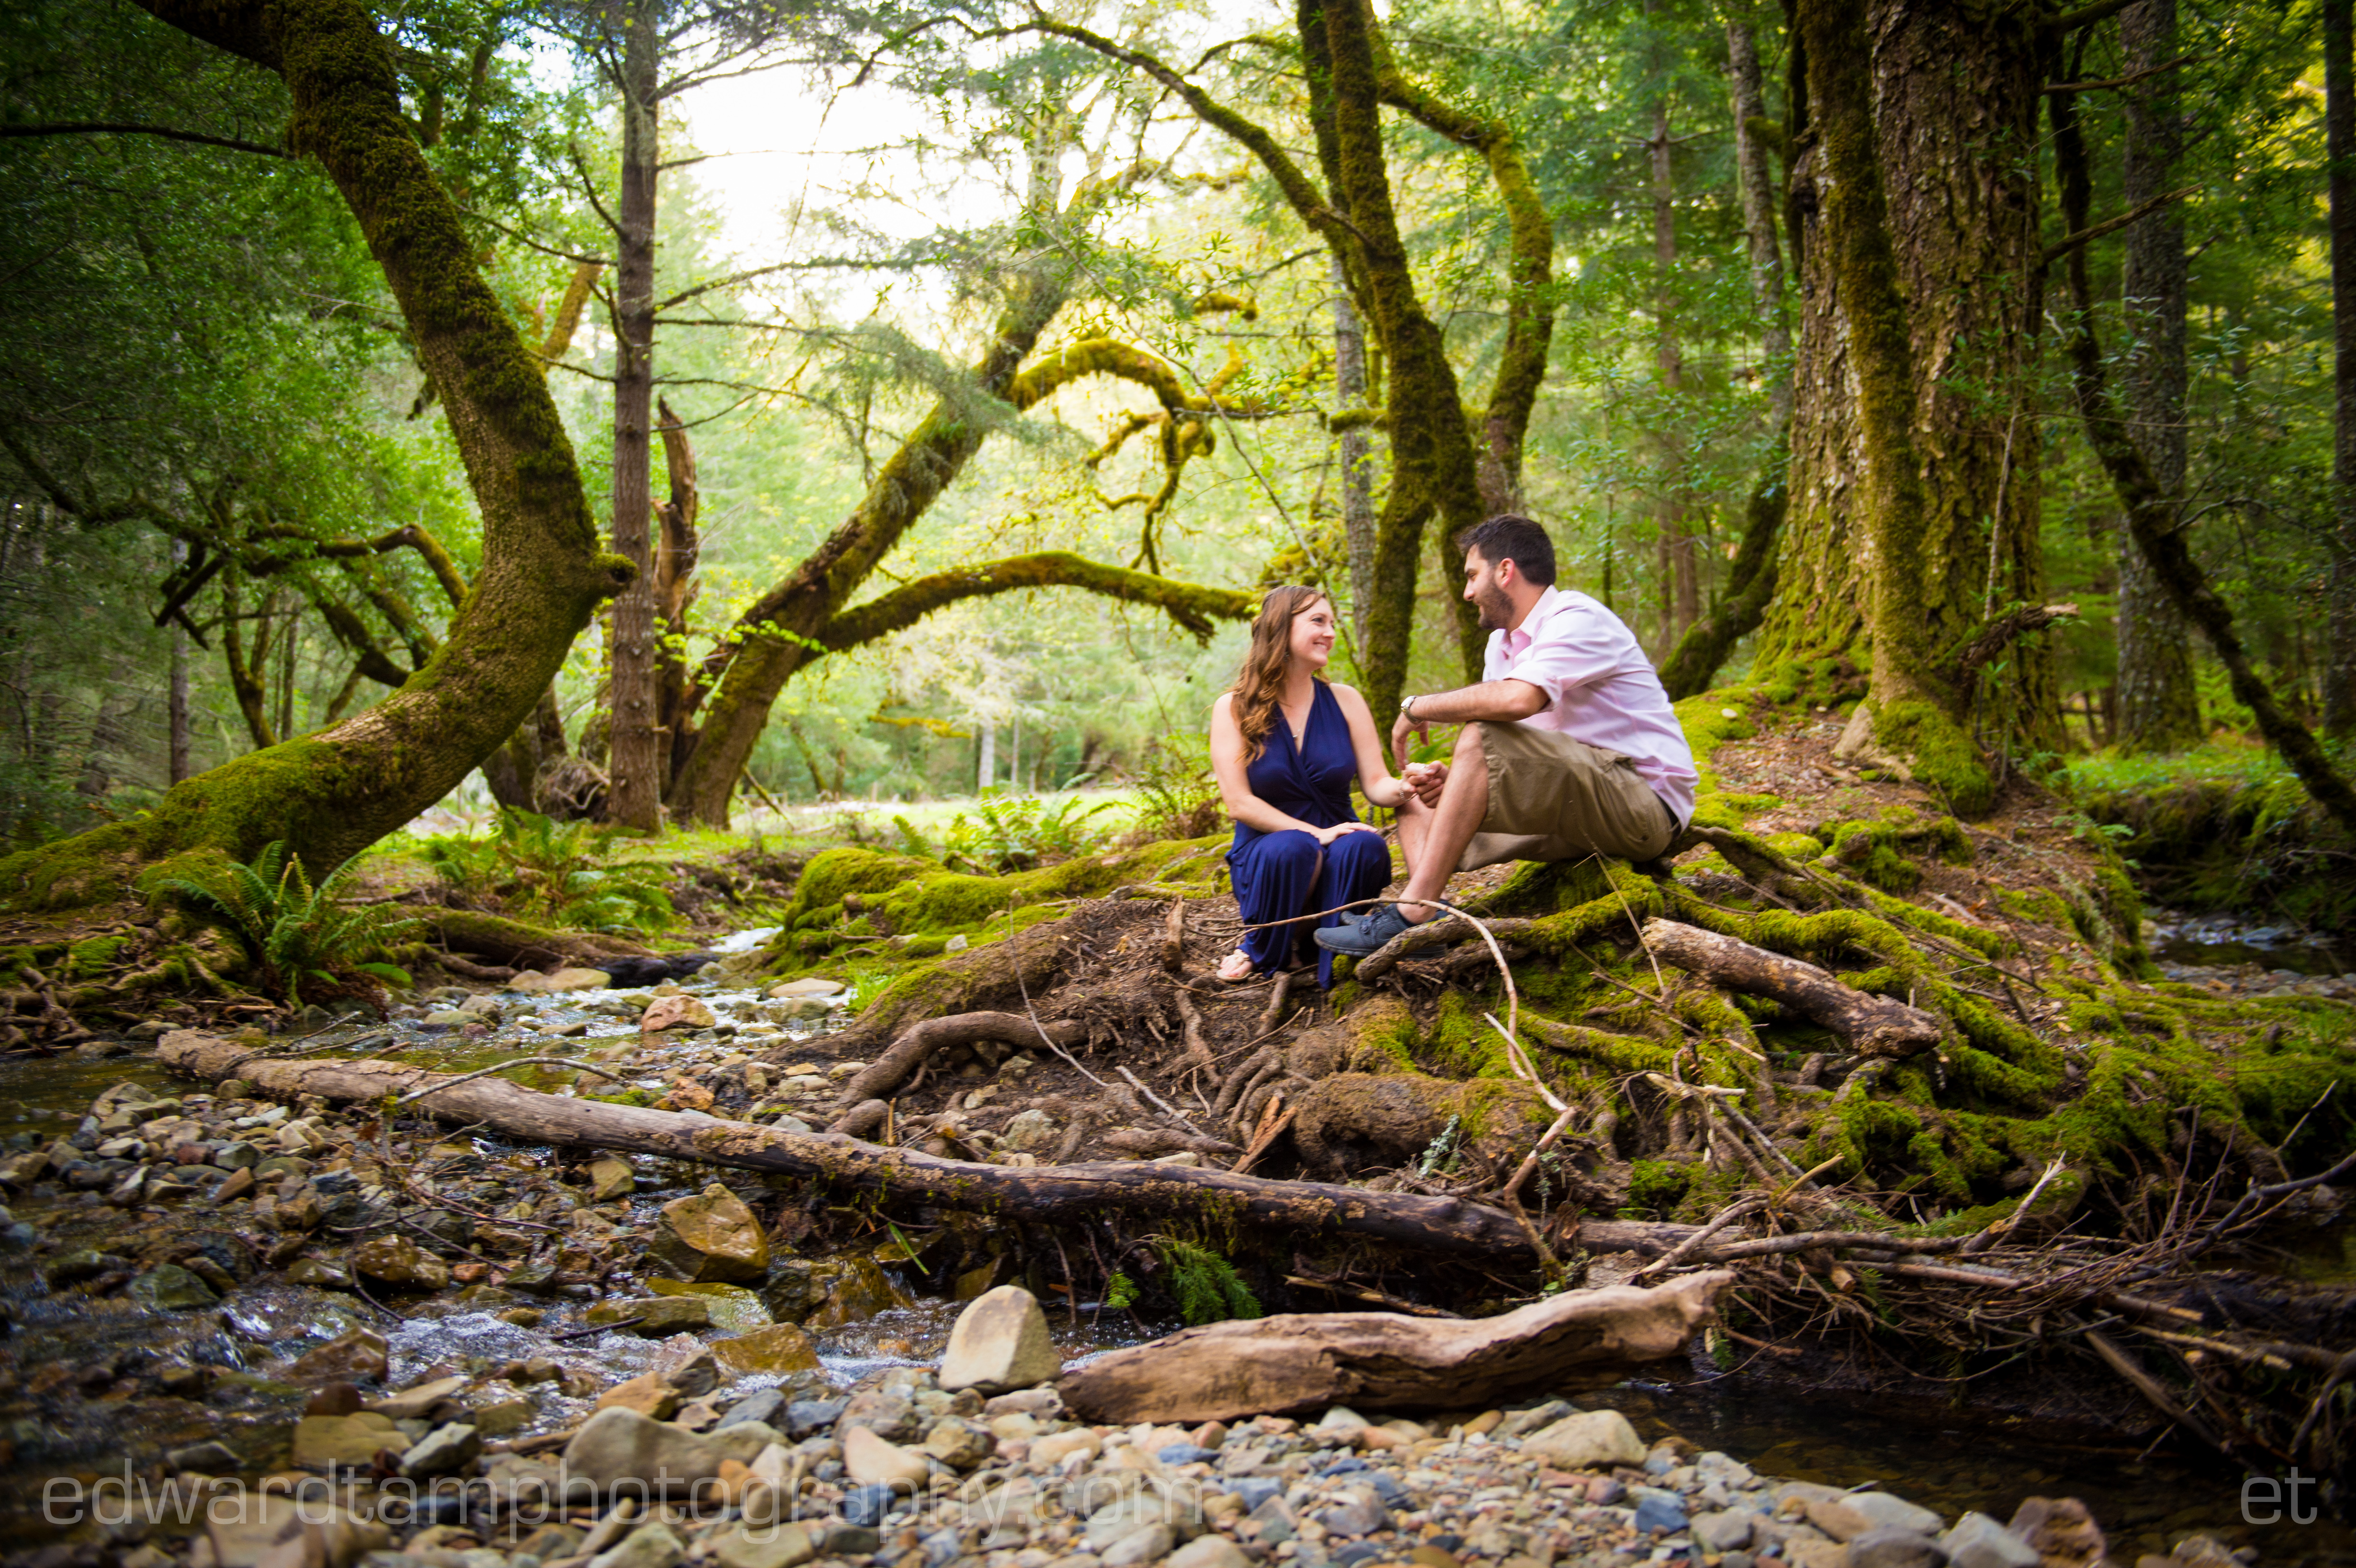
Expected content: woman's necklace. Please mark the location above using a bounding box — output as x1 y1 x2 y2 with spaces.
1282 690 1311 745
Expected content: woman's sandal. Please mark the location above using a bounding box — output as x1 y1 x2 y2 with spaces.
1215 949 1257 984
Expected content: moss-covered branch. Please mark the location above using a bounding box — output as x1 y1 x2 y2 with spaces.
820 553 1254 650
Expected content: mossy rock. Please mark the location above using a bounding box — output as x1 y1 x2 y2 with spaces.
1287 1069 1553 1180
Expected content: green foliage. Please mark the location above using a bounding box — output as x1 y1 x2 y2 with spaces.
895 794 1122 874
153 841 416 1006
1153 1238 1262 1326
1103 1271 1139 1311
423 810 673 935
1129 737 1224 842
1622 1159 1692 1220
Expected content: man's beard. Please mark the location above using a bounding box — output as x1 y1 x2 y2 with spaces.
1472 582 1513 631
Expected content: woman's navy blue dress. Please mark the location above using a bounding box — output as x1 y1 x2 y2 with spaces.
1226 681 1394 986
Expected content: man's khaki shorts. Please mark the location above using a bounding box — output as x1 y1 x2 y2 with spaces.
1457 721 1678 870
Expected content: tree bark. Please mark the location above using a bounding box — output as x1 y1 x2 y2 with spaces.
2327 0 2356 736
168 539 191 784
1058 1271 1732 1424
1332 254 1379 652
606 0 662 831
654 396 701 788
826 1012 1089 1113
1649 56 1698 653
1760 0 2051 806
1727 20 1791 433
2114 0 2203 752
1639 917 1942 1056
0 0 627 909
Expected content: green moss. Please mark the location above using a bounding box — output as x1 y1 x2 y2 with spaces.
65 936 126 979
1623 1159 1693 1220
1870 703 1996 818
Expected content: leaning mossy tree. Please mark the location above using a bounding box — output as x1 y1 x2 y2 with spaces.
0 0 632 911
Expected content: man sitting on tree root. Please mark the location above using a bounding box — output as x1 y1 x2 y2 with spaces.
1315 515 1699 958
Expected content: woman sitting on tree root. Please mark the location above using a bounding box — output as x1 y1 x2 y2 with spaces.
1209 586 1414 986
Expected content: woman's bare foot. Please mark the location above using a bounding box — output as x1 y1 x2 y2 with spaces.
1216 949 1256 983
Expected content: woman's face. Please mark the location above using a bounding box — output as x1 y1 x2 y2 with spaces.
1286 597 1337 671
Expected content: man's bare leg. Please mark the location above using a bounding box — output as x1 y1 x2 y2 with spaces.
1397 725 1488 922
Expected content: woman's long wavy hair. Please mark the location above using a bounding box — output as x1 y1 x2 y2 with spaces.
1229 586 1331 764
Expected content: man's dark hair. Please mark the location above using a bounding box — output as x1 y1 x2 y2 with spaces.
1459 514 1557 586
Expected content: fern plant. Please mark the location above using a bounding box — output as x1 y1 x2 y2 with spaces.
423 809 674 935
156 842 416 1007
1153 1238 1262 1326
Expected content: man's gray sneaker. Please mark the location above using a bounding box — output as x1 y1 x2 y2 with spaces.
1313 903 1424 956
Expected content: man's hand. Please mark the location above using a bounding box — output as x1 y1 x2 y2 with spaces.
1391 707 1431 769
1400 760 1448 807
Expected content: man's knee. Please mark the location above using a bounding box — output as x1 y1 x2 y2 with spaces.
1452 723 1487 763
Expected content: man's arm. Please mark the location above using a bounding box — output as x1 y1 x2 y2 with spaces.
1391 678 1547 765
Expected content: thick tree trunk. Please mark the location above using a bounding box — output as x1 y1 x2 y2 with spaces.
654 397 701 789
2327 0 2356 736
0 0 626 908
2114 0 2203 753
1760 0 2051 806
606 1 662 831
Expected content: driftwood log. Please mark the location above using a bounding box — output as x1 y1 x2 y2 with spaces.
1058 1271 1733 1423
828 1012 1088 1112
1639 918 1942 1056
155 1032 1689 1259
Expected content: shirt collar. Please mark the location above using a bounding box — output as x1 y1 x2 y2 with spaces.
1501 585 1563 657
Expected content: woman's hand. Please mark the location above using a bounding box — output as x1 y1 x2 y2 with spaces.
1310 821 1384 847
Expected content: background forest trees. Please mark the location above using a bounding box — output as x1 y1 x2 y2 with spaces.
3 0 2352 866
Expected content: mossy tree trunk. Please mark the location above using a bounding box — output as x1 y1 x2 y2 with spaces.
2113 0 2203 753
2326 0 2356 737
0 0 627 908
1760 0 2054 808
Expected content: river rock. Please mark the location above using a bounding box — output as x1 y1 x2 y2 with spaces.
1691 1511 1753 1552
371 1374 468 1419
286 1258 352 1288
589 1296 712 1336
292 1412 409 1470
713 1322 821 1376
513 967 614 994
1102 1523 1174 1568
1849 1492 1945 1536
1520 1409 1646 1471
647 1184 770 1282
293 1328 389 1383
1848 1529 1951 1568
997 1110 1058 1153
587 1156 636 1201
919 1416 995 1470
400 1423 481 1479
351 1234 451 1289
565 1407 725 1492
844 1426 932 1491
205 1492 388 1568
800 1255 906 1326
2005 1497 2105 1568
642 995 718 1033
597 1372 681 1421
713 1521 815 1568
1940 1513 2040 1568
590 1522 686 1568
1167 1538 1251 1568
1318 1486 1390 1536
938 1285 1059 1394
129 1263 218 1310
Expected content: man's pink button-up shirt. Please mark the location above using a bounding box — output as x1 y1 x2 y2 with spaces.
1485 585 1699 828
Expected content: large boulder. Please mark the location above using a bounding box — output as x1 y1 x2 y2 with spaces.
647 1184 770 1283
939 1285 1060 1394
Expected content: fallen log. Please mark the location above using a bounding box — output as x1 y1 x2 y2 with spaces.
829 1012 1087 1111
1639 918 1942 1057
1057 1270 1732 1423
154 1031 1666 1260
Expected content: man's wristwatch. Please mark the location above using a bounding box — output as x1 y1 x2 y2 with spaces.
1399 695 1419 721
